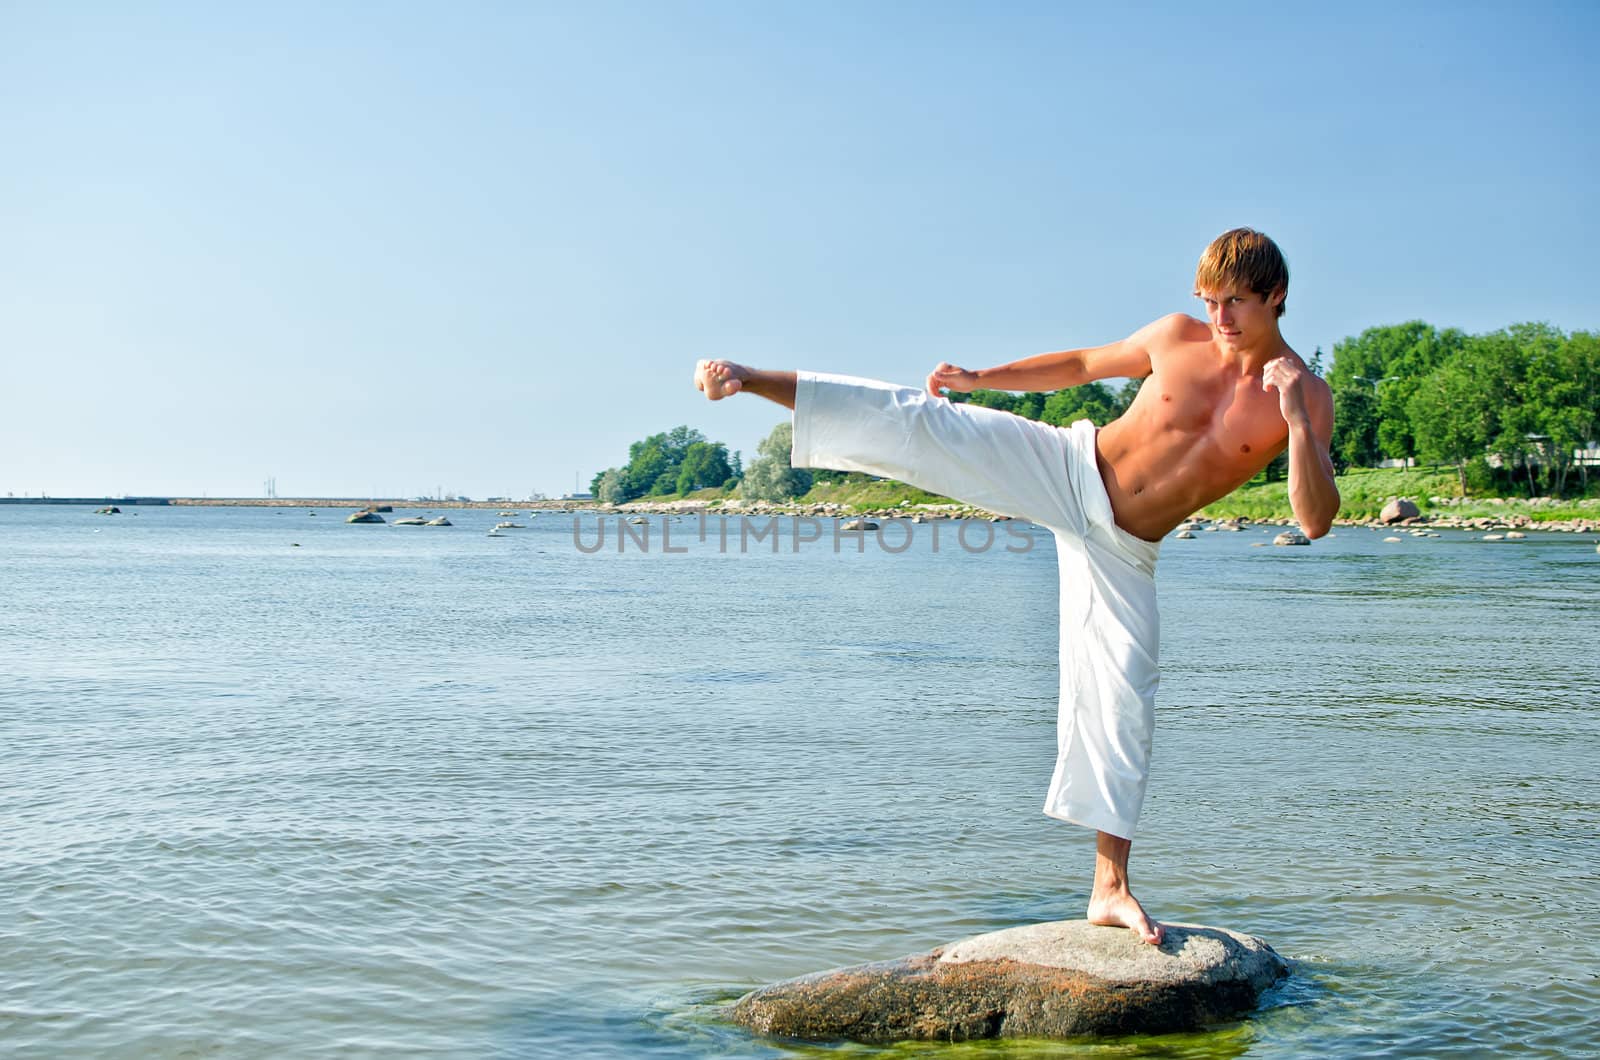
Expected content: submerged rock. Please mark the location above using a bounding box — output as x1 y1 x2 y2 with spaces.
346 510 385 524
729 920 1288 1044
1273 531 1310 546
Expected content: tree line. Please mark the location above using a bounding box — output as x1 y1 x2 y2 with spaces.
595 321 1597 504
1327 321 1598 496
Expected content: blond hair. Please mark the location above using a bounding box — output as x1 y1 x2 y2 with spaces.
1195 228 1288 318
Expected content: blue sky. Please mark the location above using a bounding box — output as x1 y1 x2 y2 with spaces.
3 1 1596 499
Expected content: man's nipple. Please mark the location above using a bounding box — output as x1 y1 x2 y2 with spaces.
1240 444 1252 454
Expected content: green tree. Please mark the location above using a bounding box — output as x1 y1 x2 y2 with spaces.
593 425 734 503
739 422 813 502
964 389 1018 413
948 388 1055 421
1330 385 1380 469
1327 322 1464 460
1013 391 1046 421
1559 331 1600 493
1408 359 1488 495
595 468 626 504
622 426 710 500
1454 328 1533 495
1040 382 1119 426
623 439 669 500
1509 323 1598 497
811 469 869 484
674 441 734 495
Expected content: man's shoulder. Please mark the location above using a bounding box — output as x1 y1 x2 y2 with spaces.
1137 313 1211 351
1154 312 1210 336
1277 347 1331 389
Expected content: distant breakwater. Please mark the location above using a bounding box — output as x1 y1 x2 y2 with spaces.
0 496 172 506
0 497 587 510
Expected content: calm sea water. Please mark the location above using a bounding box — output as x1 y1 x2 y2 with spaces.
2 504 1597 1058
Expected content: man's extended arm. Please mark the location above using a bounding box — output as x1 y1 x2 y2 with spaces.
1264 358 1340 538
926 315 1178 397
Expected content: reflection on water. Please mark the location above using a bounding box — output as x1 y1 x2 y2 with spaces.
2 506 1597 1057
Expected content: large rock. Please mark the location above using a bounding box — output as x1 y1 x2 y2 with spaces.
1379 498 1420 524
729 920 1288 1043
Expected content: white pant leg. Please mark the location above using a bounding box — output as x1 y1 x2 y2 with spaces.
790 370 1090 532
790 370 1161 839
1044 515 1161 839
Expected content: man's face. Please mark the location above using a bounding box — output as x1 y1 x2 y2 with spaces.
1196 284 1283 349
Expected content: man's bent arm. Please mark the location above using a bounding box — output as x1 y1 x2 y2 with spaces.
928 315 1176 396
1281 378 1340 538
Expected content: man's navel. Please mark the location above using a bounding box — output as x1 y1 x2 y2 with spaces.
1240 443 1252 454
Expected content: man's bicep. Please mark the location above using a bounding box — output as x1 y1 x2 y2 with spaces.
1080 336 1154 381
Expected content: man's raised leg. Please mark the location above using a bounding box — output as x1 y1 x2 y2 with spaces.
1087 831 1163 945
694 359 795 409
695 356 1165 944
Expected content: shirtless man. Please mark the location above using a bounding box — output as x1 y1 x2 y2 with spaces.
692 228 1338 944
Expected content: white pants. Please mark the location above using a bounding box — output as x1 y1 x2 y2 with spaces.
790 371 1161 839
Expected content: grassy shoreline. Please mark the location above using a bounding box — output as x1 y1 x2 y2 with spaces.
645 466 1600 527
1197 466 1599 524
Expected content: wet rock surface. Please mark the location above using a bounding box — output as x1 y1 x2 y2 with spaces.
729 920 1289 1043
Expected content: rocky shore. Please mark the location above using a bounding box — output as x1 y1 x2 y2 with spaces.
598 497 1600 536
160 494 1600 536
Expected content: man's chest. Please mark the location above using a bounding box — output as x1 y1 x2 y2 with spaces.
1147 371 1289 461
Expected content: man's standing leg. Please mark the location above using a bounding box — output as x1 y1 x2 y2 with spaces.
1090 833 1161 944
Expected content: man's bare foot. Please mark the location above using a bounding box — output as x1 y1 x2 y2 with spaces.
694 358 747 400
1087 888 1164 945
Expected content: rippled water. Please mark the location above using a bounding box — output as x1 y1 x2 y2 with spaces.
2 504 1597 1058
